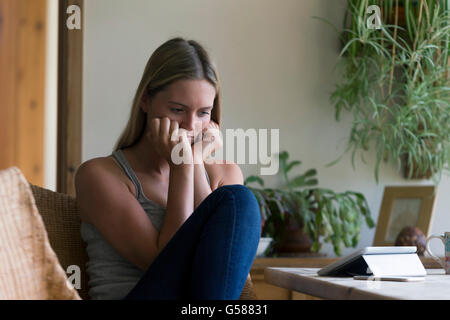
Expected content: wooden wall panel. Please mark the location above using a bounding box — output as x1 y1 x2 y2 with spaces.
0 0 47 186
0 0 18 170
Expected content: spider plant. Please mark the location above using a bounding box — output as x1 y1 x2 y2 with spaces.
245 151 375 257
321 0 450 184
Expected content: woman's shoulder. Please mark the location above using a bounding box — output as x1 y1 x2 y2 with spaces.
75 156 135 196
75 156 137 223
76 156 116 178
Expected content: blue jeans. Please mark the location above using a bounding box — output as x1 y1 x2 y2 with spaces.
122 184 261 300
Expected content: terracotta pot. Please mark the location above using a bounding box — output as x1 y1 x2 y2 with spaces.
402 154 433 179
276 215 312 254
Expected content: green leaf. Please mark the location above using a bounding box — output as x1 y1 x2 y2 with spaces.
365 215 376 228
352 233 360 247
279 151 289 162
285 160 302 173
288 175 305 188
303 168 318 178
311 241 321 253
343 232 352 247
304 179 319 186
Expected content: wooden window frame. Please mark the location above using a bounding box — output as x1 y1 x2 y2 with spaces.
57 0 83 196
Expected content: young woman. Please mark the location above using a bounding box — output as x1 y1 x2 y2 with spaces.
75 37 261 300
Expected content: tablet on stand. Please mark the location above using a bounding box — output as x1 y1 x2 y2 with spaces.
317 246 426 281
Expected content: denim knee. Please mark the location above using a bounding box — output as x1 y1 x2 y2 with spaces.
216 184 261 229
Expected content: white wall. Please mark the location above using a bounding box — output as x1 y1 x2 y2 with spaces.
83 0 450 258
44 0 58 191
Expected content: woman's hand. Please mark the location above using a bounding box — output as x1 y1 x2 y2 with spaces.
192 120 223 164
146 117 193 167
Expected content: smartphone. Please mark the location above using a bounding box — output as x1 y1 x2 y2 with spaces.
353 275 425 282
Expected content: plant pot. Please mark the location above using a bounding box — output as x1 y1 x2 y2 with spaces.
256 237 273 257
275 215 312 254
402 154 433 179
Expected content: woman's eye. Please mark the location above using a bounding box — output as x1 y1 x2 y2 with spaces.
171 107 209 116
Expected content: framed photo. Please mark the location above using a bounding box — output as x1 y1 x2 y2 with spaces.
373 186 438 246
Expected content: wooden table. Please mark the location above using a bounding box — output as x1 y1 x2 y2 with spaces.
250 257 441 300
251 257 339 299
264 267 450 300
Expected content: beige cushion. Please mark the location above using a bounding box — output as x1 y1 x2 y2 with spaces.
0 167 80 300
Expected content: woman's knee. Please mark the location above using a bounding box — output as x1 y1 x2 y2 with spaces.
216 184 256 204
216 184 261 225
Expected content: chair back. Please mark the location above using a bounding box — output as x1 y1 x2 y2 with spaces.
30 184 90 300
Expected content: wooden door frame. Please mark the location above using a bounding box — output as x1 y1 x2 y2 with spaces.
57 0 83 196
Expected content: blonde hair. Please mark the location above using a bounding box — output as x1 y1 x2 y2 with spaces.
113 37 222 152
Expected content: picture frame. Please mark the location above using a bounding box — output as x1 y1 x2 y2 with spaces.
373 186 438 246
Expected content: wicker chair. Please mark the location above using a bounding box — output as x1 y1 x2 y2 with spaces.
29 183 257 300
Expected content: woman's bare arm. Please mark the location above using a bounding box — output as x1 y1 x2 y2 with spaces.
191 121 223 207
75 160 160 272
147 117 197 253
156 163 194 253
193 158 213 210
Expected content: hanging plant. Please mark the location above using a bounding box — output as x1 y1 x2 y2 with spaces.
318 0 450 184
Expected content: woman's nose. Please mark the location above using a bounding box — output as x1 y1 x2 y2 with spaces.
181 115 201 133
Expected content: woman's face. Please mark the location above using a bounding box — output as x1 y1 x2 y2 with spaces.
143 79 216 144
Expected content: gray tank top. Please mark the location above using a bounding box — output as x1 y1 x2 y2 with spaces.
80 149 210 300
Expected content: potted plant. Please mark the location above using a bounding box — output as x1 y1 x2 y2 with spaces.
320 0 450 184
245 151 375 257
